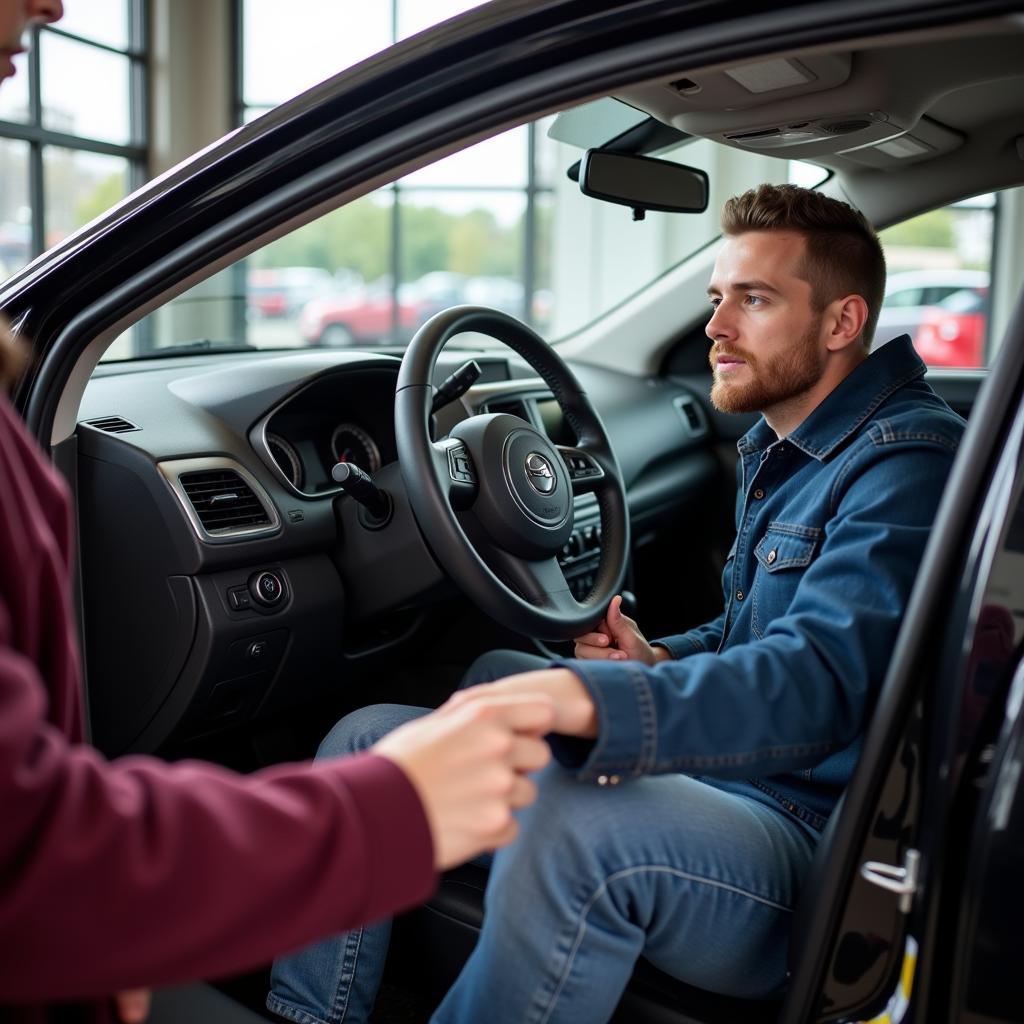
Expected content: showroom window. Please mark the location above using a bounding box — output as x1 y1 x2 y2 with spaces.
0 0 148 283
99 4 839 359
236 0 545 346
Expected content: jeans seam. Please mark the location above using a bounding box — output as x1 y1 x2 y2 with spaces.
331 928 363 1023
265 996 335 1024
533 865 794 1024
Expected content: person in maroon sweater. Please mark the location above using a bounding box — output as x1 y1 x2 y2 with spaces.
0 3 555 1018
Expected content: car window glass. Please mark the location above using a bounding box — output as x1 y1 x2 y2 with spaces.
877 192 999 369
100 116 826 361
883 288 924 309
939 288 986 315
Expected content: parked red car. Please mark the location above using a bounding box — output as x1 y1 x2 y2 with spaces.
247 267 336 319
299 278 422 346
913 286 989 367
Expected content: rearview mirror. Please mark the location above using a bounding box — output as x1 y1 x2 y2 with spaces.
579 150 709 220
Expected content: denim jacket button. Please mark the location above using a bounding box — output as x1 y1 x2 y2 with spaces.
736 589 745 601
597 774 609 786
754 488 765 499
766 549 777 564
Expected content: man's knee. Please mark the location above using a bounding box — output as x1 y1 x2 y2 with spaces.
317 703 427 759
497 764 618 867
461 649 550 688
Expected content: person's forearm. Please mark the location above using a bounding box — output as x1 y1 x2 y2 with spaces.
0 649 435 1001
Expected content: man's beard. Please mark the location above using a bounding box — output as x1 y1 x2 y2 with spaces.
709 319 826 415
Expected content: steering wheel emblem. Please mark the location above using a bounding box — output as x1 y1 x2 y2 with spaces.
525 452 556 495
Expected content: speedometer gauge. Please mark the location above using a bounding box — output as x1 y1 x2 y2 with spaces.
267 433 304 489
330 423 382 474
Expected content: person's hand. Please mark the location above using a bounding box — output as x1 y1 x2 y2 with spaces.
446 669 598 738
373 694 555 870
573 594 671 665
113 989 151 1023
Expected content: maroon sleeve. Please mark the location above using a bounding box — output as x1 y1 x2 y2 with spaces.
0 640 436 1001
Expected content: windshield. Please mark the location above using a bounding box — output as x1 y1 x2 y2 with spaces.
102 104 827 361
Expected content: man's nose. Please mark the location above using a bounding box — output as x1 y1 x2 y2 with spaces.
705 301 734 342
27 0 63 27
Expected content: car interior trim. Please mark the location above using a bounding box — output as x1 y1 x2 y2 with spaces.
157 455 282 543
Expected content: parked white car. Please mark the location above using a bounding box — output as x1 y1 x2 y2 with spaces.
873 268 989 348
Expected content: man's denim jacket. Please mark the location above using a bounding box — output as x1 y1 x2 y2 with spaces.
560 337 964 832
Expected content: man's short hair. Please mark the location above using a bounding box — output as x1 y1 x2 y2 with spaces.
721 184 886 347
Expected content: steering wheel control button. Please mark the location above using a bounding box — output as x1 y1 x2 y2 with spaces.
447 443 477 484
250 570 286 607
446 442 478 511
558 447 604 489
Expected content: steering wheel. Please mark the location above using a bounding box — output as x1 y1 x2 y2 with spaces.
395 306 629 641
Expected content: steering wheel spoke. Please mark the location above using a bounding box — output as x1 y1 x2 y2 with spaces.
483 546 577 615
556 445 606 496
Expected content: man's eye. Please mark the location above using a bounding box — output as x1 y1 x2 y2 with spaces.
709 297 721 309
745 294 766 306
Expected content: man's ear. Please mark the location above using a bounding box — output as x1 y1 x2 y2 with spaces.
824 294 869 353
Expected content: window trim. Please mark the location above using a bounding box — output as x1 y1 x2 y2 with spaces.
0 0 148 264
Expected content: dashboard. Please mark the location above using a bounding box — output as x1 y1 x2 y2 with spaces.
258 367 398 495
75 346 720 759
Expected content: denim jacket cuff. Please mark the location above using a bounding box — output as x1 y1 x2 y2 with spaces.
652 634 704 659
552 660 659 779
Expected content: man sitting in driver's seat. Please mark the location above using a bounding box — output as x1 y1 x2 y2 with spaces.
267 184 964 1024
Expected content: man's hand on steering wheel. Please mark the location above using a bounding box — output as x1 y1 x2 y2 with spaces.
573 594 671 665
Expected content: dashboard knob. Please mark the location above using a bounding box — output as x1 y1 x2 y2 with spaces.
250 570 285 607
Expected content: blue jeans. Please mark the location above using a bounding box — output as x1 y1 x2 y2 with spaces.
268 651 818 1024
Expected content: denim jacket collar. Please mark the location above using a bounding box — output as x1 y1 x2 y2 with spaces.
736 334 926 462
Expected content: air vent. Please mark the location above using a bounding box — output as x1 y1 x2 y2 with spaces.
673 395 707 438
83 415 139 434
178 469 271 535
823 118 872 135
729 127 782 142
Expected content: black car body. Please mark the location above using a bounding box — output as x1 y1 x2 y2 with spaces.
4 1 1024 1020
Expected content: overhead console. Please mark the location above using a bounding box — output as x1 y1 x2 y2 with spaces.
615 28 1024 168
